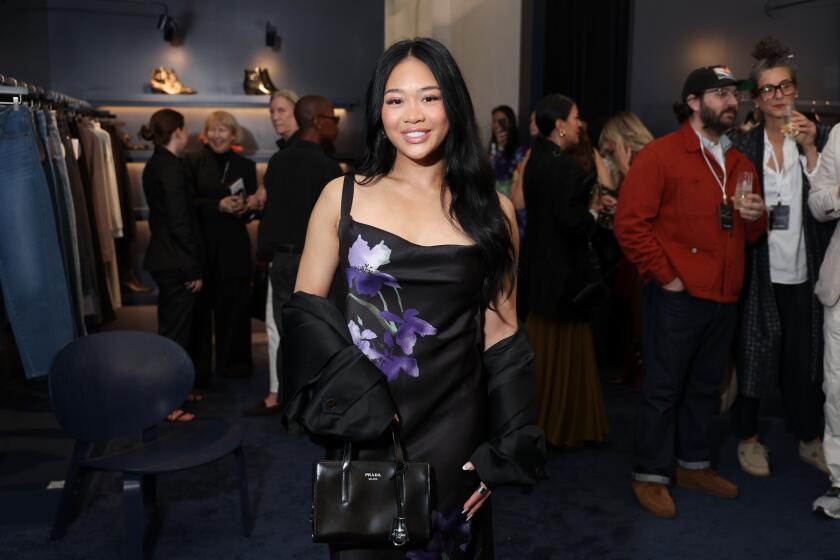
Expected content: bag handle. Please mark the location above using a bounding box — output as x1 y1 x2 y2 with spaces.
339 424 410 547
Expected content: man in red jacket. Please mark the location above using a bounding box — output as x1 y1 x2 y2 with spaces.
614 66 767 518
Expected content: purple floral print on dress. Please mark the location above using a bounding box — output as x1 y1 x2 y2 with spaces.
345 234 437 382
405 508 472 559
346 234 400 296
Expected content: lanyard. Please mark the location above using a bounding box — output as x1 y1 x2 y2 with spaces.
766 147 796 204
699 138 727 203
220 160 231 185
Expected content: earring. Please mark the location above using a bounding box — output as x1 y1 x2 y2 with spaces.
380 129 387 139
558 130 566 138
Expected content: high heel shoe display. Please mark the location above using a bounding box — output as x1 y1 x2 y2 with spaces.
150 67 197 95
243 67 276 95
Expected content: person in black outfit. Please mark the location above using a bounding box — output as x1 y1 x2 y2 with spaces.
140 108 203 422
245 95 342 415
186 111 257 384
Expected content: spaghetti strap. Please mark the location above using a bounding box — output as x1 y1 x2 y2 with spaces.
340 173 354 218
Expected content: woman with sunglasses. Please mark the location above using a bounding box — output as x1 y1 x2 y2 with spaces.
731 37 832 479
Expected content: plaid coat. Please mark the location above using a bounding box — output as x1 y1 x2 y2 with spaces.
732 123 832 398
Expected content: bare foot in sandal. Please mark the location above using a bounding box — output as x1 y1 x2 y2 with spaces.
166 409 195 422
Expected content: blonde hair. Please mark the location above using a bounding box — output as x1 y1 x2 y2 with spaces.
204 110 241 143
599 111 654 188
599 111 653 155
270 89 300 106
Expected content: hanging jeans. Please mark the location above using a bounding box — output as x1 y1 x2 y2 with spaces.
45 110 86 335
0 106 75 378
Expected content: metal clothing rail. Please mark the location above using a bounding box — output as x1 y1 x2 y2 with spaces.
0 74 115 118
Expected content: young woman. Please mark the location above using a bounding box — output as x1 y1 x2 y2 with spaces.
140 109 203 422
186 111 257 384
521 94 612 448
291 37 542 558
488 105 526 196
732 37 831 478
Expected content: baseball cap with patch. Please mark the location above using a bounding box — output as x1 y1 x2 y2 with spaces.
681 65 747 102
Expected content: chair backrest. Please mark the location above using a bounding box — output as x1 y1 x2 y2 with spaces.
49 331 194 441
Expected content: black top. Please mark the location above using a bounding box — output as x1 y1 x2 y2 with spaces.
142 145 203 280
257 139 342 257
521 136 596 321
185 146 257 278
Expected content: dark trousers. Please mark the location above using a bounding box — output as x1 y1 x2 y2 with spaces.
732 282 823 442
634 283 737 483
268 250 301 397
152 271 200 386
193 274 252 385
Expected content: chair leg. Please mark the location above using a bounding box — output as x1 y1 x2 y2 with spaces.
122 473 144 560
234 446 251 536
50 440 90 540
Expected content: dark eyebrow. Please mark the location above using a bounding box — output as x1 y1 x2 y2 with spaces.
384 86 441 95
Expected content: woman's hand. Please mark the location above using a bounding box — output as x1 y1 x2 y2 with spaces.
219 195 245 215
461 461 491 521
614 137 633 175
791 111 817 149
184 279 203 293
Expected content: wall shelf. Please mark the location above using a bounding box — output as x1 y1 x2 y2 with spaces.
91 93 357 109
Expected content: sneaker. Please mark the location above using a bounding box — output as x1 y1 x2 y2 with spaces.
676 467 739 499
631 481 676 518
800 440 829 474
737 441 770 477
813 487 840 519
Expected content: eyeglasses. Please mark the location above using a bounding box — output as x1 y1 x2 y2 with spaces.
704 87 739 100
757 80 796 100
317 114 340 124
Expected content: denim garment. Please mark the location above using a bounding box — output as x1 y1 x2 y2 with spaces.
45 110 86 335
0 106 75 377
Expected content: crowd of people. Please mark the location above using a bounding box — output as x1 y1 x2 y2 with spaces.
137 33 840 557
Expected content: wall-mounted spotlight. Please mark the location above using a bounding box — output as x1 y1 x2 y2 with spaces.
266 21 280 49
157 6 180 43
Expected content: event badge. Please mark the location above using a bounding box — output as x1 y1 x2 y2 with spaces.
770 203 790 230
719 202 734 231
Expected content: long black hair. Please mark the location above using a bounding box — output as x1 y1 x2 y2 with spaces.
489 104 521 159
356 37 515 309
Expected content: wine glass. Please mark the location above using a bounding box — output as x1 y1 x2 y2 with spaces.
734 171 753 210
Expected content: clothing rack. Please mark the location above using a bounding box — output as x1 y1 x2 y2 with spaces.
0 74 116 118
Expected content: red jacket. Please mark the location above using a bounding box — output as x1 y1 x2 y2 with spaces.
614 122 766 303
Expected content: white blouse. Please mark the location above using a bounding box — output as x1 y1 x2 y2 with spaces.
763 131 820 284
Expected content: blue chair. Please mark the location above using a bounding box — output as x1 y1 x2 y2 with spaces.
48 331 250 559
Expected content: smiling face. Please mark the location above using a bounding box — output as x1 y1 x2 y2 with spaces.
205 122 235 154
755 66 797 120
381 57 450 164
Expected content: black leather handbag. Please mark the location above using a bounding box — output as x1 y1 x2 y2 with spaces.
312 427 431 548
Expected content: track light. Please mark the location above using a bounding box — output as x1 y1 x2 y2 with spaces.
266 21 280 49
157 6 180 43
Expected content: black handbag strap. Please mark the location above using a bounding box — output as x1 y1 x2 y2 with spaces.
340 426 410 546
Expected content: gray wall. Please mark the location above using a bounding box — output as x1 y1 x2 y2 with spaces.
628 0 840 136
1 0 385 159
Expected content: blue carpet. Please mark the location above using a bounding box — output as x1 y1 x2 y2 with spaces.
0 314 837 558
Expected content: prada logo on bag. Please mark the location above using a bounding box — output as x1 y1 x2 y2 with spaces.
364 472 383 481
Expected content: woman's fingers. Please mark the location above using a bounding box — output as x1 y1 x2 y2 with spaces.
461 484 491 521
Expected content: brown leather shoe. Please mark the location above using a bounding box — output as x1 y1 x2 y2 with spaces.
676 467 739 499
632 482 676 518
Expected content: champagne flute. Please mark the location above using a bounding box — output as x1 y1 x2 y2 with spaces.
734 171 753 211
781 104 794 137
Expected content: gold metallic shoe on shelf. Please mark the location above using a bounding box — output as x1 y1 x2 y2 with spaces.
150 67 197 95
